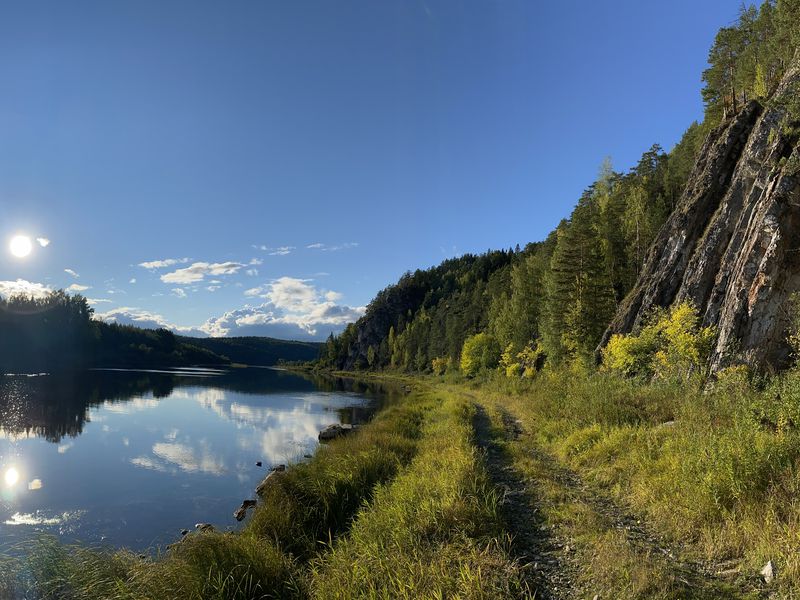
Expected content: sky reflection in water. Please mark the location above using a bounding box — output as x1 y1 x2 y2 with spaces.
0 368 378 550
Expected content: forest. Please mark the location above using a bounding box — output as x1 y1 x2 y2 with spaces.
0 292 225 372
319 0 800 377
0 293 320 373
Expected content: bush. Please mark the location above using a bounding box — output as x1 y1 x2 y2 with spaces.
602 302 715 381
499 342 543 378
431 356 449 376
460 333 501 378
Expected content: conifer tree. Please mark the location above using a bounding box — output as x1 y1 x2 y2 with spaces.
541 197 616 364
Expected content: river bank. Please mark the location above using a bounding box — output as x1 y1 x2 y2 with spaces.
7 366 799 598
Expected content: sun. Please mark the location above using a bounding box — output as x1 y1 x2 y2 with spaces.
9 235 32 258
4 467 19 487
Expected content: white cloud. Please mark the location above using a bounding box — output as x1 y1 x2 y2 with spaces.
129 278 137 284
36 238 50 247
306 242 358 252
249 258 263 265
138 258 190 269
0 279 53 299
171 288 187 298
87 298 112 304
161 261 245 284
67 284 90 292
200 277 364 340
252 245 295 256
92 278 362 341
64 269 79 278
93 307 200 335
246 269 258 277
152 441 225 475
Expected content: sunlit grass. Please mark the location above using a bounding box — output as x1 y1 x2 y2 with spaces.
308 392 527 599
469 367 800 595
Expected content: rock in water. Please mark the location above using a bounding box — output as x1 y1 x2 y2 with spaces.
761 560 776 584
600 53 800 373
318 423 356 441
233 499 257 522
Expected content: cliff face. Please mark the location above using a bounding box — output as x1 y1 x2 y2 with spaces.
601 57 800 372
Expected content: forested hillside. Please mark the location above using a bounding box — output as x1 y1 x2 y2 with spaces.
320 0 800 375
179 335 321 366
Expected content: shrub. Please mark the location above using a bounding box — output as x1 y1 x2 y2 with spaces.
500 342 543 378
602 302 715 381
431 356 449 376
460 333 501 378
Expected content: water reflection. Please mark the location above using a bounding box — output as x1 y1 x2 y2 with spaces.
0 368 394 550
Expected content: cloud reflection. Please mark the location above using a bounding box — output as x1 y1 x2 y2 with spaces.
152 441 225 475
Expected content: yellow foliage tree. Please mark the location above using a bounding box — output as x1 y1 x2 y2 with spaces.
602 302 716 380
460 333 501 378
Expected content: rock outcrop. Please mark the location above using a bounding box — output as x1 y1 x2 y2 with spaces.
600 55 800 372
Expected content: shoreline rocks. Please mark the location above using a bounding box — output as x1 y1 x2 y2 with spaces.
318 423 359 441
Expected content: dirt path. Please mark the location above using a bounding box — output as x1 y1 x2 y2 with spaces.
473 405 581 599
473 400 764 599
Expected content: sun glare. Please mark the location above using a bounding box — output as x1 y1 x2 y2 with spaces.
4 467 19 487
9 235 32 258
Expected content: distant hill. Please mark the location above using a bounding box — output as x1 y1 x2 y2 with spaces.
178 335 321 366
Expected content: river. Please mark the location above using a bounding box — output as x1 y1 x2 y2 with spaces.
0 367 385 552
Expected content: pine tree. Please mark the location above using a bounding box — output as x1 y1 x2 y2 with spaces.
541 197 616 364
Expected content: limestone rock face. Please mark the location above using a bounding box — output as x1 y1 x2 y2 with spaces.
600 57 800 372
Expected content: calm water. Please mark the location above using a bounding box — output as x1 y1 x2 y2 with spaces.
0 367 385 551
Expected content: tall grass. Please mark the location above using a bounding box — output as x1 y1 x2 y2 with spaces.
475 367 800 593
244 396 429 558
309 392 527 599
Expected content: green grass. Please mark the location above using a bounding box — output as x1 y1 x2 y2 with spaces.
308 391 527 599
243 395 429 559
464 367 800 595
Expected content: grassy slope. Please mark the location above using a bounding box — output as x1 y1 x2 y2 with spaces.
309 389 525 599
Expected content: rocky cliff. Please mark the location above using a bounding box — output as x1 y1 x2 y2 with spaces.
600 55 800 372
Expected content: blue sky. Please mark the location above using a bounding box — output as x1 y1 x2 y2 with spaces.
0 0 746 340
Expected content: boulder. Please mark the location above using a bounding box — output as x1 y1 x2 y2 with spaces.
761 560 776 584
318 423 357 441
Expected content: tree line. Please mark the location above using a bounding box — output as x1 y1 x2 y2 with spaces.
0 292 223 373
